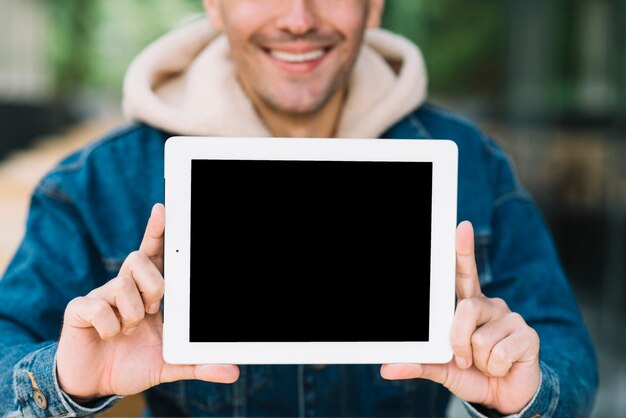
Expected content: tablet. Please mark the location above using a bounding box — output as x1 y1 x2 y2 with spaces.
163 137 457 365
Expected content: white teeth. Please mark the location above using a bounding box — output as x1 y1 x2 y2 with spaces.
270 49 325 63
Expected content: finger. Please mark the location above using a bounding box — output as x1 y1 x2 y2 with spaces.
90 275 145 334
119 251 165 314
381 363 426 380
65 297 121 339
451 297 509 369
381 363 449 387
160 363 240 384
456 221 481 300
139 203 165 272
487 327 540 377
381 362 496 406
470 312 524 375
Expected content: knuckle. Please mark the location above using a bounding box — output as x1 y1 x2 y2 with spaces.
113 275 134 292
490 345 509 363
487 363 509 378
101 327 119 339
64 297 85 319
525 327 540 346
144 275 164 297
92 299 111 318
470 332 488 349
123 310 145 326
459 297 481 314
457 271 476 281
456 298 471 312
120 300 146 324
492 297 510 313
124 251 146 271
450 340 468 354
532 327 540 343
127 250 142 263
508 312 525 327
156 278 165 295
66 296 83 312
490 297 506 309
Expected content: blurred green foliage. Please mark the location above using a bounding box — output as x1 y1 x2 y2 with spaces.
45 0 508 99
47 0 204 98
42 0 621 119
382 0 507 94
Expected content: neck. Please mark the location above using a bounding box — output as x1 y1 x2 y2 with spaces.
243 85 346 139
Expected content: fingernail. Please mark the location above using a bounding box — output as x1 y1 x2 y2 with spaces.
456 357 469 369
147 303 160 314
125 326 137 335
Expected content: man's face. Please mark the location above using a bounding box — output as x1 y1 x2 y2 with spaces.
204 0 384 115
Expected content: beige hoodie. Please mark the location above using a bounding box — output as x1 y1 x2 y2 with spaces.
123 17 428 138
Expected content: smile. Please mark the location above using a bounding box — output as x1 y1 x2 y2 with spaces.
269 48 327 63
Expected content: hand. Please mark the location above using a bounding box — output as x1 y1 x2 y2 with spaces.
57 204 239 402
380 221 540 415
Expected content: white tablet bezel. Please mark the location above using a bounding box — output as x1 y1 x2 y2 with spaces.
163 137 457 365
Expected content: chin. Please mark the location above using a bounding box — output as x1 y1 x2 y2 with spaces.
257 80 336 115
271 91 335 115
280 103 325 115
262 97 321 115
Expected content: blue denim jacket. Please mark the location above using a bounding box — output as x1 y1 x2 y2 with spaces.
0 103 597 417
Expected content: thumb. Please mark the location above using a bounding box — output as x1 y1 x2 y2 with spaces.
456 221 482 300
139 204 165 271
160 363 240 384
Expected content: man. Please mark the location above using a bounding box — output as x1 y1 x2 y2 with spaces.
0 1 597 417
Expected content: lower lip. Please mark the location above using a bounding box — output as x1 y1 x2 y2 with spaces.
265 49 331 75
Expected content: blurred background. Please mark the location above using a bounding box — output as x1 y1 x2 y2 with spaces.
0 0 624 416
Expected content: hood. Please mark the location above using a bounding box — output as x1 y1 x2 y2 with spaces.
123 17 428 138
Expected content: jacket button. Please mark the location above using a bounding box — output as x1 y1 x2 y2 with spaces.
33 389 48 409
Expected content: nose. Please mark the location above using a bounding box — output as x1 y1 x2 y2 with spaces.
275 0 318 35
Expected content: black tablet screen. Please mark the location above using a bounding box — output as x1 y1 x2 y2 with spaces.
189 159 432 342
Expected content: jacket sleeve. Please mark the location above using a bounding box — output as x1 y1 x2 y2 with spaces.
465 185 598 416
0 184 123 417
